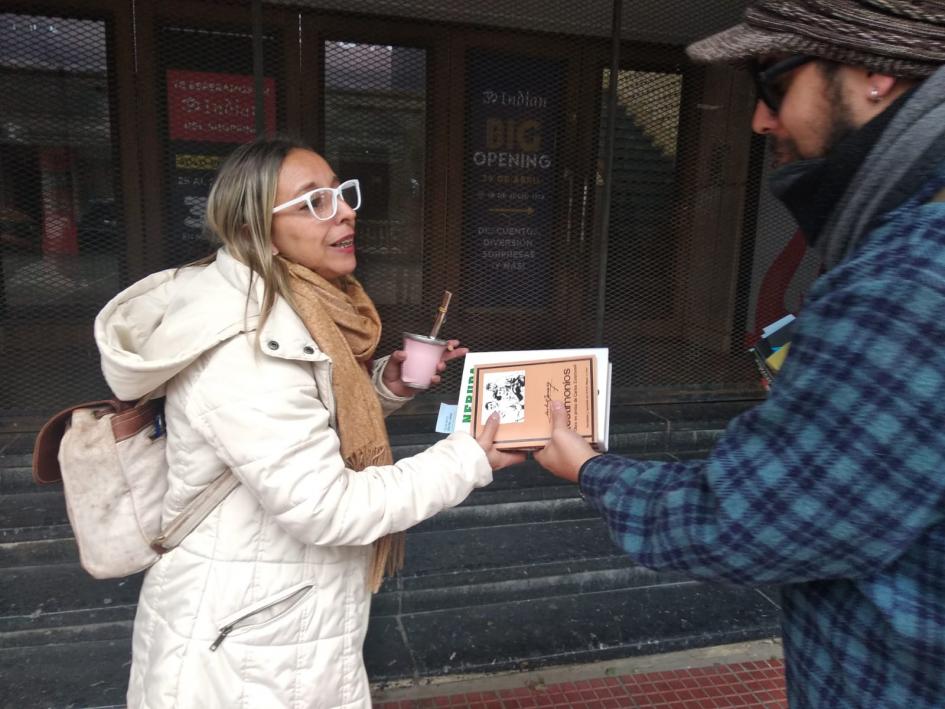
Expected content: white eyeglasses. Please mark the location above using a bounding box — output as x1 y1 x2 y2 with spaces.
272 179 361 221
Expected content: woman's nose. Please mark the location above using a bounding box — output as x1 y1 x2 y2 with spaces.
751 100 780 135
335 198 356 222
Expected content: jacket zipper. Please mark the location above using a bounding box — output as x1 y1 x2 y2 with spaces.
323 361 337 430
210 581 315 651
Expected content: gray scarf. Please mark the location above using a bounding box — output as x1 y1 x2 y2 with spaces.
817 65 945 269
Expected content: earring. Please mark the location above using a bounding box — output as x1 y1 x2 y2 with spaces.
869 87 881 102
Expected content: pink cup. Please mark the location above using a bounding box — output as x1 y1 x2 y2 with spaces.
401 333 448 390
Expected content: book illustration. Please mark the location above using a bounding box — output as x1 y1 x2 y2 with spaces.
480 370 526 423
472 357 595 449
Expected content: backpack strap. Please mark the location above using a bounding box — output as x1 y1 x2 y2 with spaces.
150 469 240 554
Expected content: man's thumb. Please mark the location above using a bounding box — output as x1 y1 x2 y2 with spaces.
549 400 570 430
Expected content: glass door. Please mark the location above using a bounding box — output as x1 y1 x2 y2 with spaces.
0 6 135 414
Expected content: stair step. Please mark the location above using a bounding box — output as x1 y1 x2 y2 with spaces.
0 637 131 709
365 581 781 682
415 496 595 533
0 426 38 454
0 453 31 468
400 518 626 581
0 465 55 494
0 603 137 642
373 560 686 617
0 617 134 649
0 523 73 544
0 491 67 529
0 563 142 624
0 536 79 568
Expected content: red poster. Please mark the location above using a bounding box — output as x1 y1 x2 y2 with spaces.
166 69 276 143
39 147 78 255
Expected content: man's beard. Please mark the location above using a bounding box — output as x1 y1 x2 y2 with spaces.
769 137 803 168
769 75 858 168
821 74 858 158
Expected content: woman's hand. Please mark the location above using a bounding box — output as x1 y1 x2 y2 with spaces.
476 411 527 471
382 339 469 398
533 401 598 483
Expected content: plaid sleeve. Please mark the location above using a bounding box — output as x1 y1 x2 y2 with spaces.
580 208 945 585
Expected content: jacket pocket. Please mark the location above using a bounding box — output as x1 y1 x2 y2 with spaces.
210 580 316 651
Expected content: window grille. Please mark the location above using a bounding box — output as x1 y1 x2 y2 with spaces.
0 0 818 417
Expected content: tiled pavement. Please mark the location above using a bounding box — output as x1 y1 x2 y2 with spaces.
373 644 787 709
376 659 787 708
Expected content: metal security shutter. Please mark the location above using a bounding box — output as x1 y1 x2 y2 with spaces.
1 0 820 416
0 9 126 414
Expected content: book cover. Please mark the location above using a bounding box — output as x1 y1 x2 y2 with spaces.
470 356 597 451
750 315 795 390
454 348 610 451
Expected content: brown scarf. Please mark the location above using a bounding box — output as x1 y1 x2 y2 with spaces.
280 258 405 592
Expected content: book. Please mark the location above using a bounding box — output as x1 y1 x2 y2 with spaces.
761 314 794 344
453 348 611 451
750 315 795 389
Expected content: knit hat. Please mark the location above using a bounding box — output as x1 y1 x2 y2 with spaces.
687 0 945 78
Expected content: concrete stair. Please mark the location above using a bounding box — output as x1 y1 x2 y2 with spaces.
0 401 781 708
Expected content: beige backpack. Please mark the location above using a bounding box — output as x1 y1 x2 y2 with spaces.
32 398 238 579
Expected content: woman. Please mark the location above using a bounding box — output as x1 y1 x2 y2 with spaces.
94 136 524 708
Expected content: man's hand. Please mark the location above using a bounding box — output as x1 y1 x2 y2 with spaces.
534 401 598 483
475 411 527 471
382 339 469 398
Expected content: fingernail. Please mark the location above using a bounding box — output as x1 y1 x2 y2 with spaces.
490 411 500 422
552 401 564 411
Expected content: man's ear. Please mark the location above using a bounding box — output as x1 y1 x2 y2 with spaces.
866 72 899 102
848 68 916 123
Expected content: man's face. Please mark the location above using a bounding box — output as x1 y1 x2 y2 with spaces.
751 56 858 168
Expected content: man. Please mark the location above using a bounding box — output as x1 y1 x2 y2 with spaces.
535 1 945 706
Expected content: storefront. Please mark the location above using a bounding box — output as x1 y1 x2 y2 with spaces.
0 0 816 416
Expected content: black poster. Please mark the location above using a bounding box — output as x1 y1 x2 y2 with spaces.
464 50 565 307
168 151 224 259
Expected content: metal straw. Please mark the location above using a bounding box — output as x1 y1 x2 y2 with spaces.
428 291 452 340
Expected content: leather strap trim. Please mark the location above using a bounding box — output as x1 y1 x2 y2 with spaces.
32 400 114 485
32 398 159 484
110 399 162 442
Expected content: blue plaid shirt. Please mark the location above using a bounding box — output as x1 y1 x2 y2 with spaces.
581 170 945 707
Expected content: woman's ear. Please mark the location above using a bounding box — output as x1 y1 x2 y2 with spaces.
271 244 279 255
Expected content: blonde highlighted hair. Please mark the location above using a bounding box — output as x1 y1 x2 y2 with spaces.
200 135 313 333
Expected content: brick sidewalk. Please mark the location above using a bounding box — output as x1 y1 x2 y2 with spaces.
376 658 787 709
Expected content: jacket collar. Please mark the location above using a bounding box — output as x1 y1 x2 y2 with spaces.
214 248 328 363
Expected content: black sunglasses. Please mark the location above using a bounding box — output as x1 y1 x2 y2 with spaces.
753 55 814 112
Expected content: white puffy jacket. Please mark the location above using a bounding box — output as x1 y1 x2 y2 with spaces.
95 248 492 709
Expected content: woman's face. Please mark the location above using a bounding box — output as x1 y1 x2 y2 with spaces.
270 149 357 280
